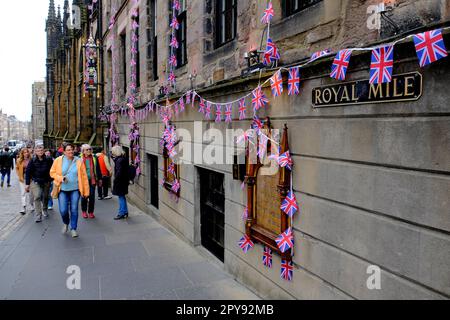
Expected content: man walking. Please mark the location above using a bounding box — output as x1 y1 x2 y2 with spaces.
0 145 14 188
96 148 112 200
25 145 54 223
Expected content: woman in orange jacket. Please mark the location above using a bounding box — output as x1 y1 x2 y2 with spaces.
50 143 90 238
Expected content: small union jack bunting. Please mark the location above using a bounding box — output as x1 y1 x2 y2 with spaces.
169 54 177 67
258 133 268 160
170 34 179 49
281 191 299 218
205 102 212 120
330 49 352 81
215 104 222 123
225 104 233 123
276 227 294 253
264 38 280 65
168 162 176 176
172 0 181 11
270 71 283 97
238 235 255 253
370 45 394 84
174 102 179 115
185 91 192 105
172 179 180 193
413 29 448 67
281 260 293 281
170 16 180 30
168 71 176 84
238 98 247 120
252 116 264 133
288 67 300 96
261 1 274 24
263 247 273 268
252 86 269 112
179 97 185 112
199 98 206 114
278 150 293 170
311 49 331 61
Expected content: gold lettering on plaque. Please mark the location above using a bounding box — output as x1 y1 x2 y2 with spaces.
404 76 415 97
369 83 383 99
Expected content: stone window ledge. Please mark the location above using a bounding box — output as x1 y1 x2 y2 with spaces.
203 39 238 65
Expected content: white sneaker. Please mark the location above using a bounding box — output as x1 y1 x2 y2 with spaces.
62 225 69 234
71 230 78 238
48 206 53 211
43 211 49 218
104 196 112 200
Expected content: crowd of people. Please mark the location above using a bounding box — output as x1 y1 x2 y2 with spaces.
2 142 131 238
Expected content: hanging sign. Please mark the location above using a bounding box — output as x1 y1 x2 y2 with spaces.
312 72 422 108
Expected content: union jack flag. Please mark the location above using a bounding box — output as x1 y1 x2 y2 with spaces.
270 71 283 97
281 191 299 218
252 116 264 132
179 97 185 112
168 162 176 175
252 86 269 112
369 45 394 84
281 260 293 281
261 1 274 24
199 98 206 114
311 49 331 61
263 247 273 268
205 102 212 120
169 54 178 67
172 0 181 11
174 102 179 115
170 16 180 30
225 104 233 123
168 71 176 84
172 179 180 193
238 235 254 253
236 130 254 145
264 38 280 65
185 91 191 104
330 49 352 81
170 35 179 49
258 133 268 160
215 105 222 123
239 98 246 120
413 29 448 67
288 67 300 96
278 151 293 170
276 227 294 253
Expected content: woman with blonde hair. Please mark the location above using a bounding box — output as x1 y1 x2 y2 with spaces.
111 146 130 220
50 143 90 238
16 148 33 215
80 144 102 219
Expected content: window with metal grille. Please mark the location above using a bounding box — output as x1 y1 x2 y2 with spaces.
283 0 322 17
215 0 237 48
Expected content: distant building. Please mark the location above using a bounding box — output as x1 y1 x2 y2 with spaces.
31 82 46 141
0 110 31 145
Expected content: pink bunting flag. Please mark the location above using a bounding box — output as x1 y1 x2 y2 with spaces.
225 104 233 123
215 104 222 123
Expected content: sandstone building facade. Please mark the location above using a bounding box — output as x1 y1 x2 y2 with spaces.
45 0 450 299
31 81 47 141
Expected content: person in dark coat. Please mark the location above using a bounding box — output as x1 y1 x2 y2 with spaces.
0 145 15 188
111 146 129 220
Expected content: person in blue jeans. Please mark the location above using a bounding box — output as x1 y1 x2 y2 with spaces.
111 146 130 220
0 146 14 188
45 150 54 210
50 144 90 238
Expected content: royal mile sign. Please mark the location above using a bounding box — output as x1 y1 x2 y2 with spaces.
312 72 422 108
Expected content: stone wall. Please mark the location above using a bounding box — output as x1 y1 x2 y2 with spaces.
106 0 450 299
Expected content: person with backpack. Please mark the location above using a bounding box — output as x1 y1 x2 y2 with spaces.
25 145 54 223
80 144 102 219
96 148 113 200
111 146 130 220
50 143 89 238
0 145 15 188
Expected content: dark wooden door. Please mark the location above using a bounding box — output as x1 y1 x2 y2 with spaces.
200 168 225 262
148 154 159 209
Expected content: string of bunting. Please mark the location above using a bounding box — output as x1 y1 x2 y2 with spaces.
101 0 449 282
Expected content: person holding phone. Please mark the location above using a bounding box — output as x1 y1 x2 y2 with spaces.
50 143 89 238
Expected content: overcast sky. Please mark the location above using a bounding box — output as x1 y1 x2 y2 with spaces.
0 0 65 122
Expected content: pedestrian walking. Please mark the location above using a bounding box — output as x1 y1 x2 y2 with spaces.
16 148 33 215
111 146 130 220
96 148 113 200
80 144 102 219
50 143 89 238
0 145 15 188
25 145 54 223
45 149 55 210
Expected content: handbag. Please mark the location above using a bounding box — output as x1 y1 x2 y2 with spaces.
52 157 76 199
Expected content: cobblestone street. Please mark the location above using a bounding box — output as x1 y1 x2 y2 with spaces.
0 172 259 300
